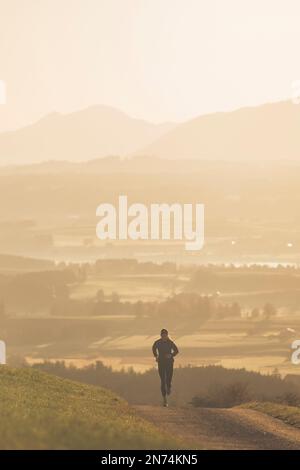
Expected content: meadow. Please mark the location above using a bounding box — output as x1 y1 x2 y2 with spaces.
0 366 180 449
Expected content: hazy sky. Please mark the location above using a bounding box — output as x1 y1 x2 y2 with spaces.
0 0 300 131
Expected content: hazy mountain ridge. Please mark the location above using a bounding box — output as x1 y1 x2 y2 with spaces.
138 101 300 160
0 155 249 174
0 105 175 165
0 101 299 165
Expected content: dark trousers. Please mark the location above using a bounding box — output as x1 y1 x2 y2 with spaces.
158 359 174 397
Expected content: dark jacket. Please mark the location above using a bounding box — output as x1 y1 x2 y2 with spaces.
152 338 179 362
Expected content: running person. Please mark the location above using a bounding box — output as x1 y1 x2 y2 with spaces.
152 329 179 407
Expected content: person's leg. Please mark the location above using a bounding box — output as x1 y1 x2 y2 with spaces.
158 361 167 397
166 360 174 395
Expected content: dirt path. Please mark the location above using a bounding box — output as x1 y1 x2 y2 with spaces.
133 405 300 449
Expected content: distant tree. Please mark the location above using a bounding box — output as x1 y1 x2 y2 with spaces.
96 289 105 303
54 283 69 301
271 368 281 380
191 381 252 408
0 300 5 319
251 307 260 319
133 300 144 318
111 291 120 303
78 265 87 282
231 302 241 318
275 392 300 406
263 303 277 319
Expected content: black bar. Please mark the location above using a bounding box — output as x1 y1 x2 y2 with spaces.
0 450 299 465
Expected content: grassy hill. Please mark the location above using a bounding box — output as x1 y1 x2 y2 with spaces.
0 367 179 450
241 402 300 429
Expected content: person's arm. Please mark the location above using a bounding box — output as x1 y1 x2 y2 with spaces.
171 341 179 357
152 340 158 359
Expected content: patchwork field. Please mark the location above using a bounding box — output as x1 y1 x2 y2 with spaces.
17 315 300 377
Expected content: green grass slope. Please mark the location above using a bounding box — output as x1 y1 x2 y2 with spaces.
0 367 179 450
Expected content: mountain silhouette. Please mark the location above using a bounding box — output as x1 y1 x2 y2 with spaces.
0 105 174 165
137 101 300 160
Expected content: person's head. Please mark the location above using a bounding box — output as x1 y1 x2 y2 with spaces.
160 328 169 341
